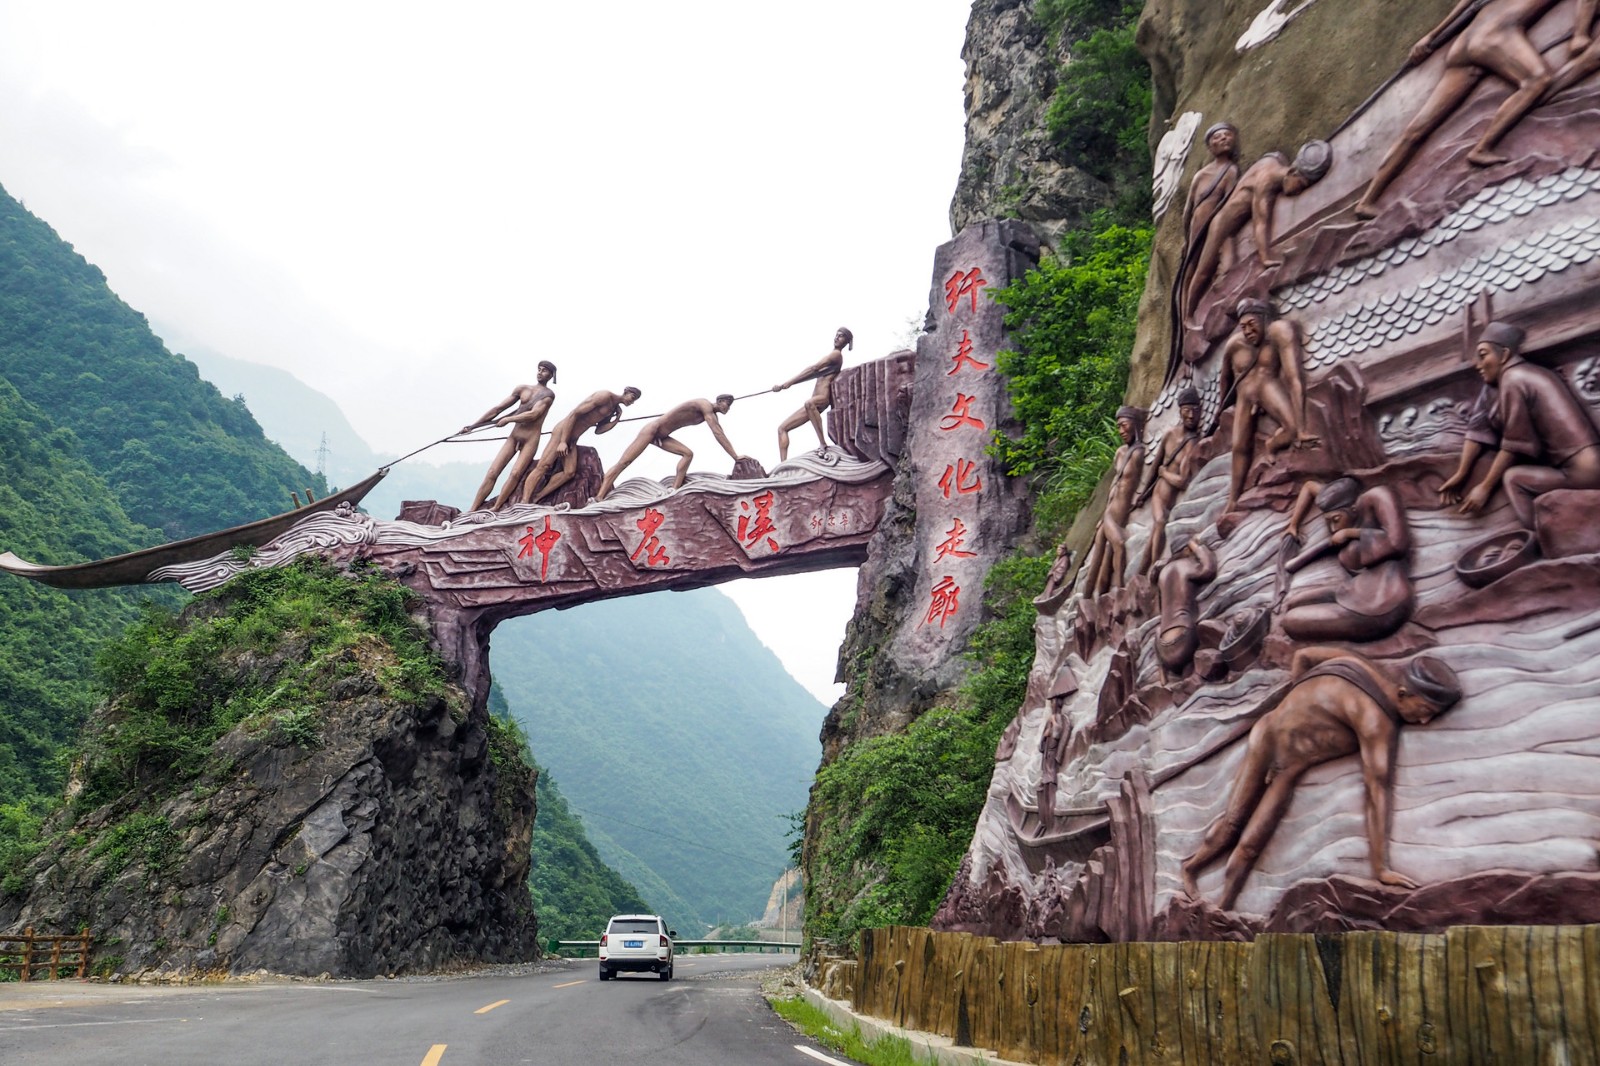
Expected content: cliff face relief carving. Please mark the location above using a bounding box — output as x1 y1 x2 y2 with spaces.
938 0 1600 944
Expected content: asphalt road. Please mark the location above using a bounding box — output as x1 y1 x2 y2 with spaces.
0 952 861 1066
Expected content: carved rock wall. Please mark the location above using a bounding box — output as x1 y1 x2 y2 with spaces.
940 0 1600 943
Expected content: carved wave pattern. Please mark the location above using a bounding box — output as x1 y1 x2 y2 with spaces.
149 510 379 593
1157 493 1600 916
1377 398 1476 457
378 451 890 547
1283 168 1600 315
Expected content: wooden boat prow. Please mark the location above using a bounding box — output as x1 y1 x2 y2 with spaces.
0 469 387 590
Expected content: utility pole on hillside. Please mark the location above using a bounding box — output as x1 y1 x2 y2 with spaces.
315 432 330 480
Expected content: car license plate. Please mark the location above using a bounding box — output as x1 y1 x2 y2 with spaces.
624 939 644 948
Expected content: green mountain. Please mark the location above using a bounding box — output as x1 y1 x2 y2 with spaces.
487 681 650 942
0 378 169 806
0 185 332 811
491 591 824 934
179 344 486 522
0 183 322 540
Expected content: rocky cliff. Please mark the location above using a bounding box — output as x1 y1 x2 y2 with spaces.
0 560 539 978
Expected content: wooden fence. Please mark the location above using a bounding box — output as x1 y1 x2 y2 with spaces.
852 924 1600 1065
0 928 92 981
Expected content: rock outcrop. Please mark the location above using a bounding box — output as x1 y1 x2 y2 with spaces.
0 563 539 978
950 0 1123 251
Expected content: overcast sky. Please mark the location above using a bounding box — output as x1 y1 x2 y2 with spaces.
0 0 976 703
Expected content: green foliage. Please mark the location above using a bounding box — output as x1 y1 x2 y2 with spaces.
1043 5 1153 222
0 801 46 897
1033 0 1138 39
770 994 937 1066
991 221 1151 481
78 559 447 808
272 705 321 748
0 186 333 817
0 377 174 810
89 812 176 878
0 183 324 540
805 555 1047 948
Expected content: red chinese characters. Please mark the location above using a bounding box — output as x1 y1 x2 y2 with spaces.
923 575 961 628
939 393 987 432
630 508 670 567
947 329 990 376
938 458 983 499
934 518 978 562
944 267 988 314
517 516 562 581
737 491 781 553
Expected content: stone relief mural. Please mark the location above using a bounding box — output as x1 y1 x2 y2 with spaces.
937 0 1600 943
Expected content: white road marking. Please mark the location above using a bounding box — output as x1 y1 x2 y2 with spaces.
795 1045 853 1066
0 1016 191 1032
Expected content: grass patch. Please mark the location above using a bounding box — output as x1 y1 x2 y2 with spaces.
769 994 936 1066
76 557 449 809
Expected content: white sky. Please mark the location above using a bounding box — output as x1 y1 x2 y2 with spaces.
0 0 976 703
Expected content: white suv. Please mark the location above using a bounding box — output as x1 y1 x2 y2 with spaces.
598 914 675 981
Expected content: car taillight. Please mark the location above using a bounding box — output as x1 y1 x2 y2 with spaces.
601 934 608 946
660 935 669 948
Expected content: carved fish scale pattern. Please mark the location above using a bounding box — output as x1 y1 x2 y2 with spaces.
1151 166 1600 418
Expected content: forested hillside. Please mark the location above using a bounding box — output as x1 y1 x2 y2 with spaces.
0 379 168 807
486 683 650 941
493 590 825 934
0 183 321 539
0 184 324 815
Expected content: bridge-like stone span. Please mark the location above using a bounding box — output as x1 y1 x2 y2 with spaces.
74 351 916 702
0 221 1031 713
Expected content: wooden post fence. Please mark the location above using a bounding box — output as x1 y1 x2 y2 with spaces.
848 924 1600 1065
0 928 92 981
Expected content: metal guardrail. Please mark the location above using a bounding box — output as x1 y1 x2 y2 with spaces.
551 939 800 958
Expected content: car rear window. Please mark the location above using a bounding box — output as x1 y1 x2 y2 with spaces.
608 920 660 934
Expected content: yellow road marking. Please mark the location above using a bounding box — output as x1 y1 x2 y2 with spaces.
551 980 585 989
421 1045 447 1066
474 999 510 1014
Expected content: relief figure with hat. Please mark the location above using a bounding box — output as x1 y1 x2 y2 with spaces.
1182 140 1331 327
1276 476 1415 643
1438 321 1600 526
1082 406 1147 597
1136 385 1207 575
1155 529 1218 677
1035 666 1079 837
1181 646 1463 911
